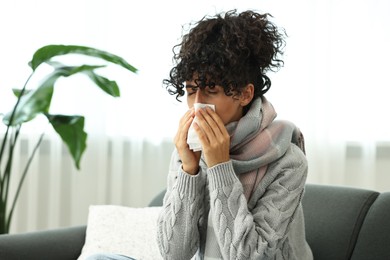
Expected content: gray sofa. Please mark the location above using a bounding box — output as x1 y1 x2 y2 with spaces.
0 183 389 260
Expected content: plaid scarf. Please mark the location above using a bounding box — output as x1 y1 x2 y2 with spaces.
225 97 305 200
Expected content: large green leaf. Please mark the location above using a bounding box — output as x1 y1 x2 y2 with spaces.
48 63 120 96
3 64 121 126
2 66 88 125
46 114 87 169
57 64 105 75
29 45 138 73
2 74 57 126
83 70 120 97
55 64 121 96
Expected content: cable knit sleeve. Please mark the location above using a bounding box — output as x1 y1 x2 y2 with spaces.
157 150 207 260
207 144 308 259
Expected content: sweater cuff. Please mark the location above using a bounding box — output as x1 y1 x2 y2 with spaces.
208 161 238 192
175 167 203 198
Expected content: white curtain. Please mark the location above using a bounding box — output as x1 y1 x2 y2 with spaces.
1 0 389 233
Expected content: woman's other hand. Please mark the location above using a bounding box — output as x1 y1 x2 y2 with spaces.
174 108 201 175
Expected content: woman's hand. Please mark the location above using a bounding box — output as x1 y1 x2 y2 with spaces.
193 107 230 167
174 108 201 175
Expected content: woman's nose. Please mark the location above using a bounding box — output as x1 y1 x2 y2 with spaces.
194 89 204 103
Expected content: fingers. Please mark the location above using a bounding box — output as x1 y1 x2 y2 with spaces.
195 107 228 139
193 107 230 167
174 109 194 148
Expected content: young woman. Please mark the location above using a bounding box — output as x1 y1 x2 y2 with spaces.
156 9 313 260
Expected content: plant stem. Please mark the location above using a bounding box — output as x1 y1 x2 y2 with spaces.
0 126 19 233
0 72 34 179
0 71 34 234
0 125 10 186
3 126 21 214
6 132 45 232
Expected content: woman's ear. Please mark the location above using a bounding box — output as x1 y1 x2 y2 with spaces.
240 84 255 106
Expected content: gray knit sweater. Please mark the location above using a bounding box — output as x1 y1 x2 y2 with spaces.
156 98 313 260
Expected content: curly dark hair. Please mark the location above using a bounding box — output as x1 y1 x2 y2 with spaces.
164 9 286 109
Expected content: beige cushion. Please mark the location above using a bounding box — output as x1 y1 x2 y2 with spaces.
78 205 163 260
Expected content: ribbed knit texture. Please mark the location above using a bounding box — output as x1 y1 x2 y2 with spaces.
157 97 313 260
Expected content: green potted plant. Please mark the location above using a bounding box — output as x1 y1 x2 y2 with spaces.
0 45 137 234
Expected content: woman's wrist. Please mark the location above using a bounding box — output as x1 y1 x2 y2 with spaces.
182 165 199 175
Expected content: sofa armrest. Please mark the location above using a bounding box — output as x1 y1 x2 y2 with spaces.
0 225 86 260
302 184 379 260
351 192 390 260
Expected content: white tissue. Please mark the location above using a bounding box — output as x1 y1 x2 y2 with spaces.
187 103 216 151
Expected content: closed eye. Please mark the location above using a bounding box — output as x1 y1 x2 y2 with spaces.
206 86 218 94
186 84 199 96
186 87 198 96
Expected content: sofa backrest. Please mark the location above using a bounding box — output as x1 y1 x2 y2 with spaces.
302 184 379 260
148 190 166 207
149 184 389 260
0 225 86 260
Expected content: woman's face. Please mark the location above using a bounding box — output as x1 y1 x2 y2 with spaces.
185 79 248 125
